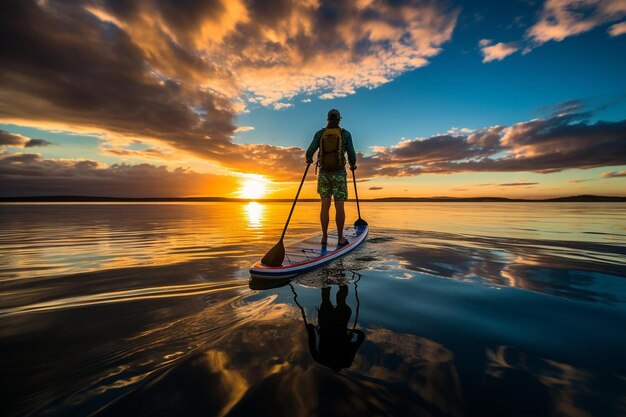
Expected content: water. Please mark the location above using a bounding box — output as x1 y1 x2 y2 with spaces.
1 202 625 417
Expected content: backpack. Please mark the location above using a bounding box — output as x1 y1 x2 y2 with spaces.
319 128 344 170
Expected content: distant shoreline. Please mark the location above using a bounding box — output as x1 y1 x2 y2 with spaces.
1 195 625 203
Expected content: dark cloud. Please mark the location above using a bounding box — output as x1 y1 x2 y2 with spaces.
498 182 538 187
0 0 321 182
358 112 626 178
0 1 235 157
369 186 383 190
602 170 626 178
0 130 53 148
0 0 303 180
24 139 53 147
537 99 585 117
0 153 238 197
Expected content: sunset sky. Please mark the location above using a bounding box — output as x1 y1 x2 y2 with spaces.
1 0 625 199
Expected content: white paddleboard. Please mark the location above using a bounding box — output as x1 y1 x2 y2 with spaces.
250 225 368 279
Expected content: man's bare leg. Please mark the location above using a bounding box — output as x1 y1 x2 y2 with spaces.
320 198 331 244
334 200 347 244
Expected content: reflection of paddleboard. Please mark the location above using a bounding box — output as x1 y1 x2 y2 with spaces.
250 225 368 279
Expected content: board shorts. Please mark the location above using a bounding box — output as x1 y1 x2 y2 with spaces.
317 172 348 201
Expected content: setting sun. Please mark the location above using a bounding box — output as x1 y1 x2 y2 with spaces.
238 176 269 199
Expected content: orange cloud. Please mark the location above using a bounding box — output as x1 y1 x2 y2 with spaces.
479 39 520 63
608 21 626 36
527 0 626 44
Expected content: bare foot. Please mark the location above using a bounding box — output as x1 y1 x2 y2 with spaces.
338 237 348 245
321 235 328 245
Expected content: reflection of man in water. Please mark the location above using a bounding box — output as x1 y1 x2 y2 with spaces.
306 285 365 372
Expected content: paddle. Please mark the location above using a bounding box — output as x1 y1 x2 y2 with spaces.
351 167 368 227
261 163 311 266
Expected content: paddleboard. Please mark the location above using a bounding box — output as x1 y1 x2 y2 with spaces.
250 225 368 279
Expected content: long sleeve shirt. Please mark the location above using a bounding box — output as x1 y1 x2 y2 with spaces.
305 128 357 175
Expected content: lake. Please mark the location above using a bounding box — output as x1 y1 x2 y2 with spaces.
1 202 625 417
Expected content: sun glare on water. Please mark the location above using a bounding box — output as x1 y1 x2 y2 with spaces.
238 176 269 199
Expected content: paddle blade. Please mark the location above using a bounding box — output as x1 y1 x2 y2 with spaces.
354 217 368 227
261 240 285 266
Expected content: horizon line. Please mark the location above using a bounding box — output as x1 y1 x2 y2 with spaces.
1 194 625 203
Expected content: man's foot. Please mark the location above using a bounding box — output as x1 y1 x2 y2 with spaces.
338 237 349 245
321 235 328 245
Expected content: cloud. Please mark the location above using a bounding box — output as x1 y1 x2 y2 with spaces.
3 104 625 193
226 0 460 104
0 0 239 166
526 0 626 45
358 109 626 178
272 102 293 111
100 146 169 159
369 186 383 190
0 130 53 148
447 127 474 135
498 182 539 187
479 39 520 63
485 1 625 61
24 139 53 147
0 153 238 197
602 170 626 178
608 21 626 36
234 126 255 133
0 0 459 181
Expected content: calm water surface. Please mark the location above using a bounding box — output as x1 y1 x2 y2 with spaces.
1 202 625 416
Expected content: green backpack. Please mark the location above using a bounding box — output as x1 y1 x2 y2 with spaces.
319 128 344 170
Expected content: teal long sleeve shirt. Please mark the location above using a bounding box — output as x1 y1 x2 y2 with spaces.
305 128 357 175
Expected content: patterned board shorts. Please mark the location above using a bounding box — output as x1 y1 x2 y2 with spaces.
317 172 348 201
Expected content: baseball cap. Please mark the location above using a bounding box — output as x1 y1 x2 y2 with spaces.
327 109 341 119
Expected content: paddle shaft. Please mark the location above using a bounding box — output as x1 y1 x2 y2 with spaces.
351 169 362 219
280 163 310 241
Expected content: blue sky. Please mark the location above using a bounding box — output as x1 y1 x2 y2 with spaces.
1 0 625 198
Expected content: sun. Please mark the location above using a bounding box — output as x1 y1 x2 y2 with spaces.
238 175 269 199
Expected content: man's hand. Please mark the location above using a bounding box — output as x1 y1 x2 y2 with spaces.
350 165 357 171
306 158 313 165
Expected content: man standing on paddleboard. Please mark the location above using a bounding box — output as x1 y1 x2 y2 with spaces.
306 109 357 246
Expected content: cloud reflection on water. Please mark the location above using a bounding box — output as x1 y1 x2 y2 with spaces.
383 229 626 305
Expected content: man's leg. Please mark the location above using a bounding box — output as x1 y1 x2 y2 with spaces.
332 174 348 244
334 200 346 243
320 198 332 243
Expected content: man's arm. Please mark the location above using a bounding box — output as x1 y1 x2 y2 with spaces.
344 130 357 168
305 130 323 163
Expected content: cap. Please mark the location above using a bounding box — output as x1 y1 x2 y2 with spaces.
327 109 341 119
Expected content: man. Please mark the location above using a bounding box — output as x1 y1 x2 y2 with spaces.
306 109 357 245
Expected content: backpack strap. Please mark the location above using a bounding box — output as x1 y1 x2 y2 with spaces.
315 128 325 175
338 128 344 164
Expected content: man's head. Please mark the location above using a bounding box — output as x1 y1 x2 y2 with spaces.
327 109 341 121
